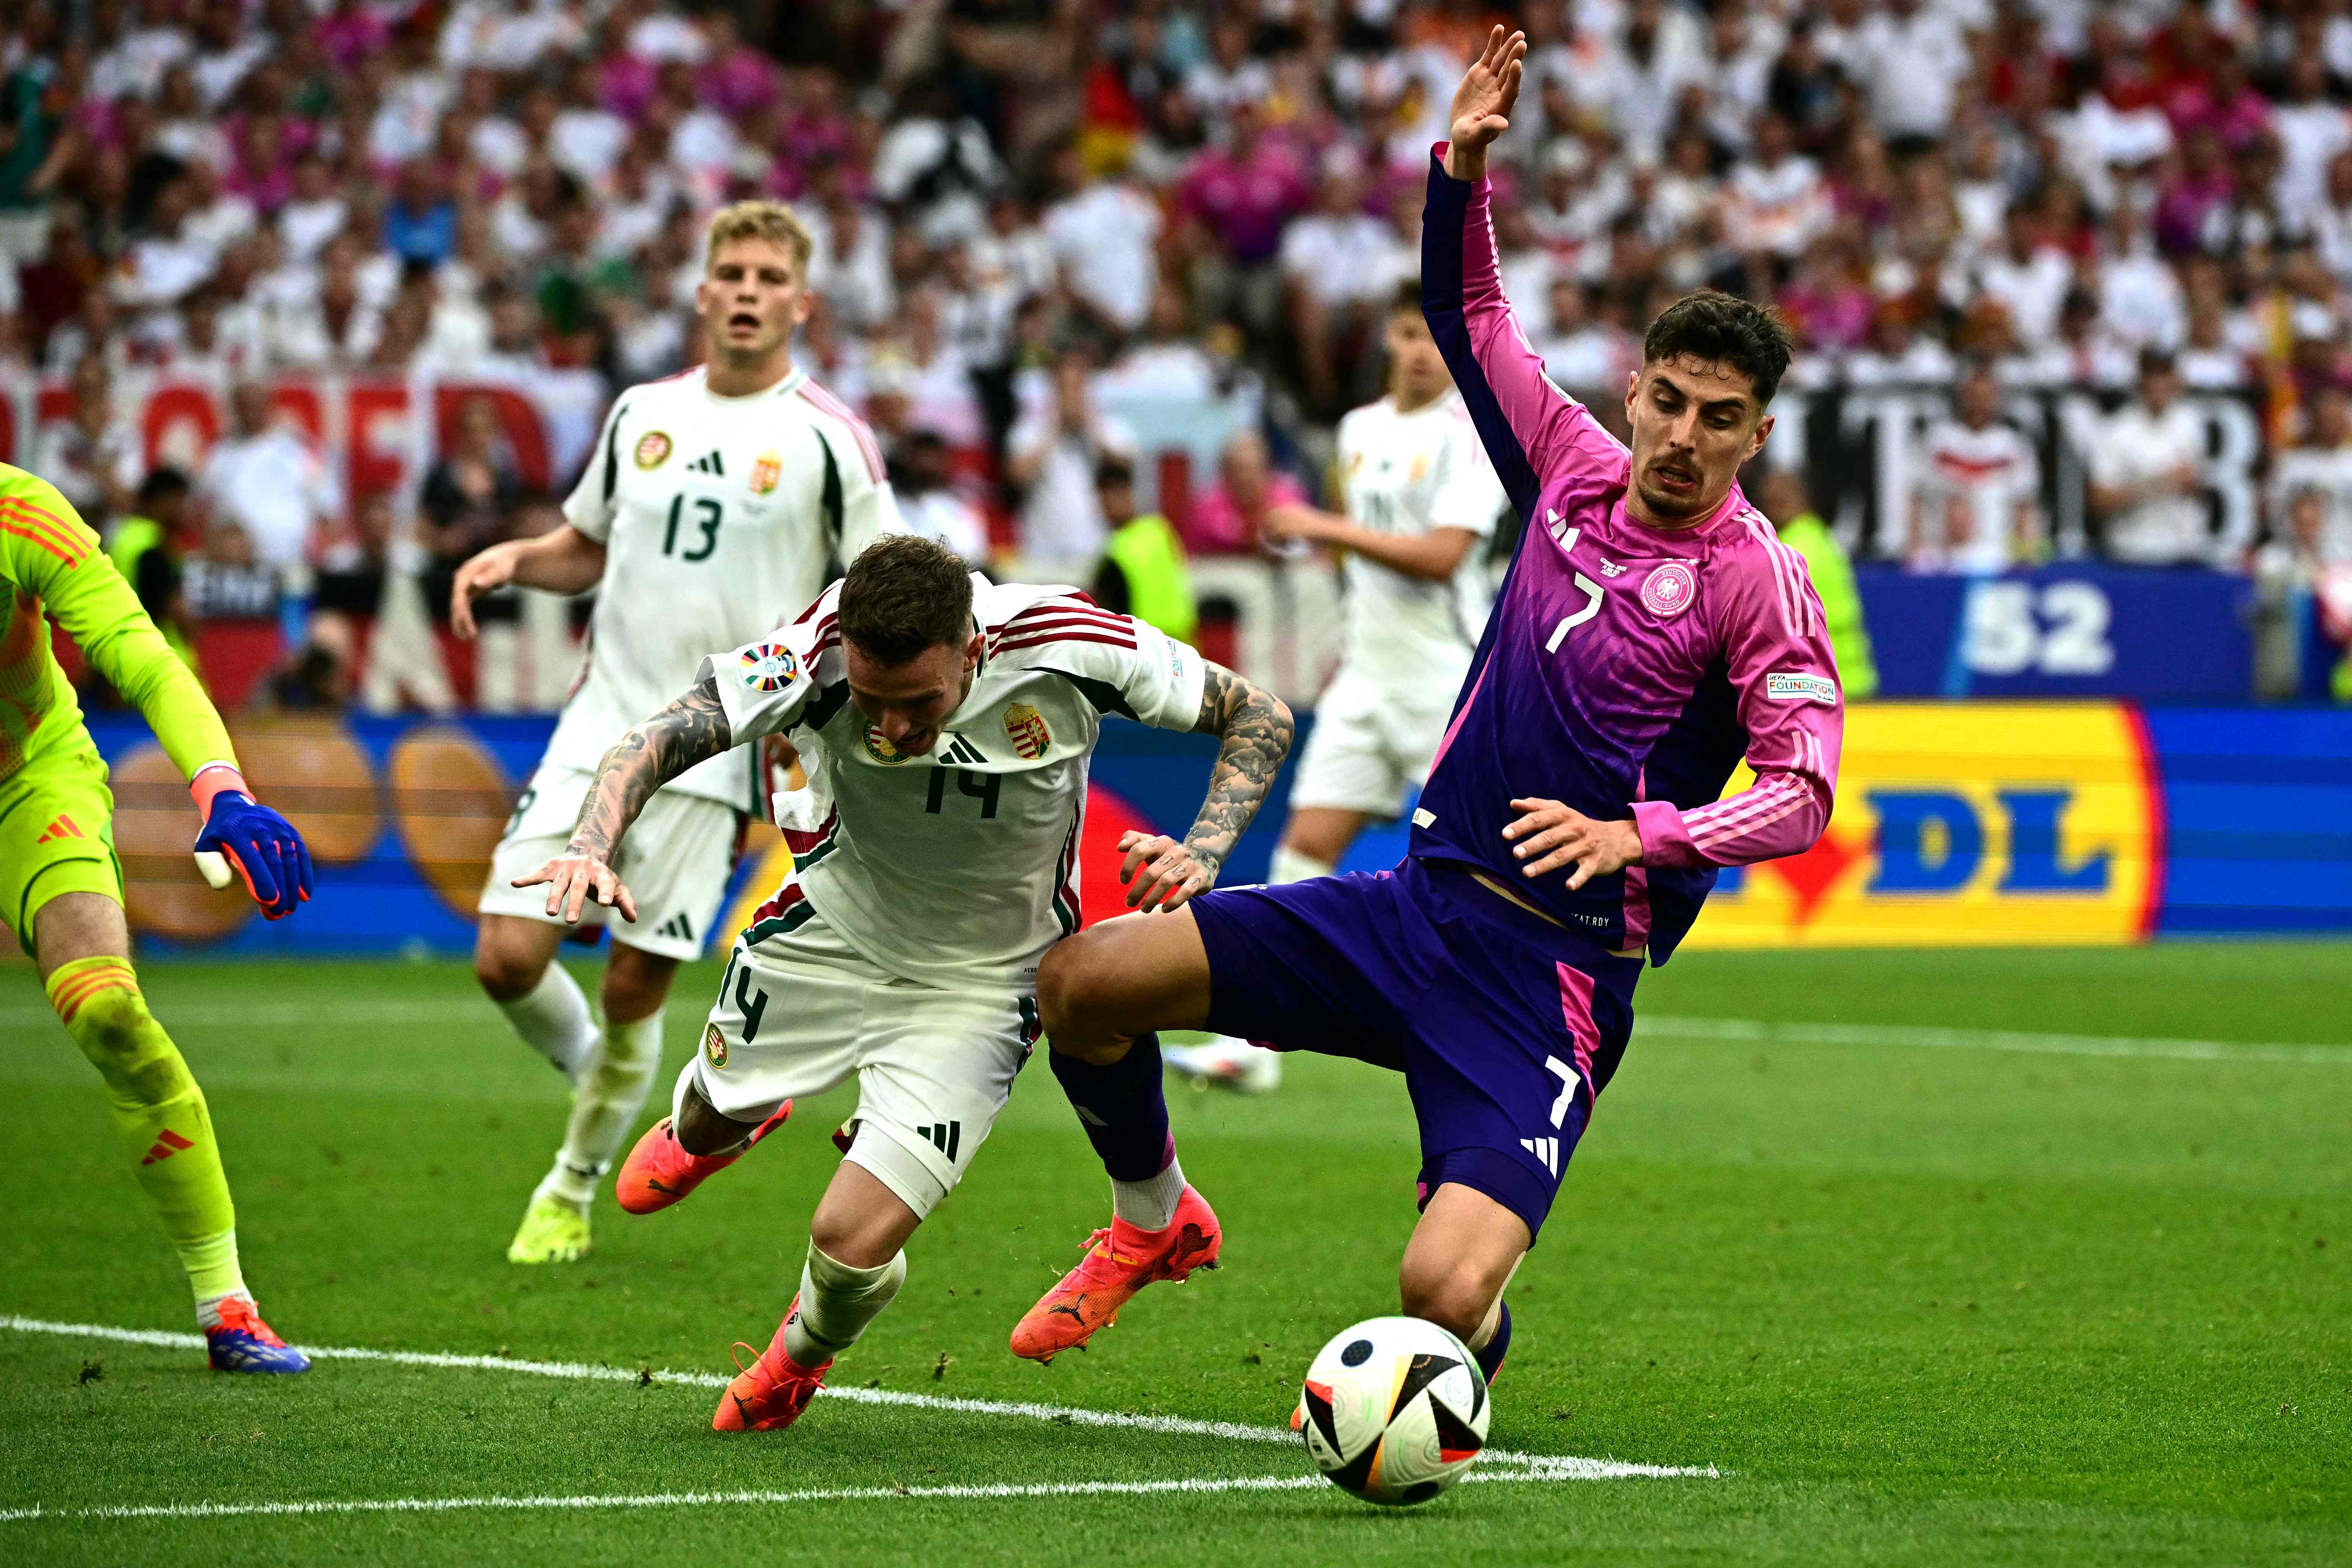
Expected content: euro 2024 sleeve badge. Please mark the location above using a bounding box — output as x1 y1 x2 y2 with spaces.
738 643 799 692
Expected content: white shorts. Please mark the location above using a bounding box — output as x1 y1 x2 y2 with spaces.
1290 666 1461 819
479 763 742 961
690 910 1037 1221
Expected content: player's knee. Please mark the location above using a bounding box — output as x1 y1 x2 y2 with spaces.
600 950 674 1023
61 985 191 1105
472 941 545 1003
1397 1259 1497 1345
808 1209 900 1270
1036 931 1115 1040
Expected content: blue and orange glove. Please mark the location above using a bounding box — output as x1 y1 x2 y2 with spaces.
190 765 314 920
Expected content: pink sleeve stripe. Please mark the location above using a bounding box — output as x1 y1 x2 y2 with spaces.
1685 764 1822 837
1693 791 1813 853
1739 510 1816 640
796 383 887 482
1686 775 1807 842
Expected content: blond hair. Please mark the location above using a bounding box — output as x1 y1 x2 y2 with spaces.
703 200 814 275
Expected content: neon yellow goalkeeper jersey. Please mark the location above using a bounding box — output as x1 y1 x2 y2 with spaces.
0 463 235 784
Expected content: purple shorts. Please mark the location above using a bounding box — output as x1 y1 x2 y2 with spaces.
1187 856 1640 1241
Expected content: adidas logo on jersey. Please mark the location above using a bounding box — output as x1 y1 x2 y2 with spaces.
913 1121 963 1162
1519 1136 1560 1176
933 734 986 767
655 913 695 943
685 450 726 476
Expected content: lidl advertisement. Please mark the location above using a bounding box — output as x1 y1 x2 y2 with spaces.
1687 703 2164 949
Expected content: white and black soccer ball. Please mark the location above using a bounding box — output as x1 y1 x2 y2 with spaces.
1298 1316 1491 1506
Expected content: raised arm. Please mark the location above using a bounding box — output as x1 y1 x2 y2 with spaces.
1423 28 1628 521
515 674 734 922
1118 663 1295 913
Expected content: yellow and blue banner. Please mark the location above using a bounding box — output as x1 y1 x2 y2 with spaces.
38 704 2352 957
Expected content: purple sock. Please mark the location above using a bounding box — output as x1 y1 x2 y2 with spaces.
1049 1033 1173 1182
1474 1300 1512 1384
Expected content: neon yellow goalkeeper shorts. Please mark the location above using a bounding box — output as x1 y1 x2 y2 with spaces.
0 738 122 956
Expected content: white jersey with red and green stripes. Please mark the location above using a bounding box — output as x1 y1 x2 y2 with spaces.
702 576 1209 992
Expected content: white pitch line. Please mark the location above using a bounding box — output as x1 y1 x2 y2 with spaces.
0 1316 1714 1477
1638 1014 2352 1066
0 1461 1711 1527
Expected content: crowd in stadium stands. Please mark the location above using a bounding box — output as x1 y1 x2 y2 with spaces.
6 0 2352 704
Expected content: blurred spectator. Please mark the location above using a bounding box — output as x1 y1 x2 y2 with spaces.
1189 427 1308 557
2088 350 2227 567
1090 451 1196 644
1761 466 1876 701
198 379 341 586
1095 279 1217 402
105 465 198 673
420 395 528 629
1043 137 1160 340
1006 342 1135 582
2270 387 2352 565
891 428 991 568
1910 362 2042 573
30 353 139 526
2254 486 2352 702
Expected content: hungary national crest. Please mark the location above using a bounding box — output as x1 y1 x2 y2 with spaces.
738 643 798 691
703 1024 728 1068
634 430 672 469
1003 702 1051 759
750 450 782 495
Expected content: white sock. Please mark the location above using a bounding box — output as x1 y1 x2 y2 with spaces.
1269 846 1335 884
782 1242 906 1367
497 963 599 1083
194 1287 253 1330
1112 1151 1187 1231
536 1010 664 1207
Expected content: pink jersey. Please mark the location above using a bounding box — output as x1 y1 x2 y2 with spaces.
1413 147 1844 961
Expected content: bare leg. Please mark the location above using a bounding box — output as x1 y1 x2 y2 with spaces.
1398 1182 1528 1379
1034 908 1215 1067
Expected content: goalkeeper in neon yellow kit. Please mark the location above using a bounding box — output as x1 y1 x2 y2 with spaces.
2 463 314 1372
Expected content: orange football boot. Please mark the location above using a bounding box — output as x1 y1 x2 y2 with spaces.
615 1104 790 1215
1008 1185 1222 1363
711 1300 831 1433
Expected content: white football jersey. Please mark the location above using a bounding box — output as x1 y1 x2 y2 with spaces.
548 365 903 807
706 579 1209 991
1914 417 2040 574
1333 392 1508 690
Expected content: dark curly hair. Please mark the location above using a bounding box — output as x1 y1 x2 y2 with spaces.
1642 291 1795 406
838 535 974 665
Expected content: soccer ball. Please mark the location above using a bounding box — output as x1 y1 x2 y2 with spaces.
1297 1316 1491 1506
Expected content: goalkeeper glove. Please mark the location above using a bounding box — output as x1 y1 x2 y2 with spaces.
191 765 315 920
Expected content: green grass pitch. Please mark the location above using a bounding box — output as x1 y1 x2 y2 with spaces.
0 941 2346 1566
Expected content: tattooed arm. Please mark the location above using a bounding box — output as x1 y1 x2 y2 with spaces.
511 676 735 924
1120 663 1295 912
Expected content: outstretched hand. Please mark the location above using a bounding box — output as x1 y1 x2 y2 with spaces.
1446 25 1527 180
513 848 638 925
